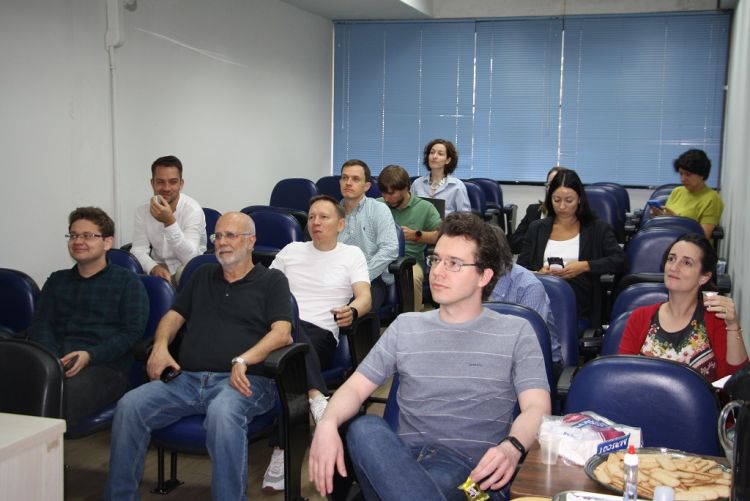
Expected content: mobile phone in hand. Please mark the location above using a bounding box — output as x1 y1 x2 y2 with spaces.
160 366 182 383
547 257 564 270
646 199 662 208
63 354 79 371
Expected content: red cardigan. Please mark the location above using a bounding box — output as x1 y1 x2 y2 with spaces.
619 302 747 380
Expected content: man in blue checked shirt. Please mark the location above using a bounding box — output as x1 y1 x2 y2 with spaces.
337 159 398 310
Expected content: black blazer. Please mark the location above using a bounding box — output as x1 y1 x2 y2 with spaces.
517 216 627 325
509 202 543 254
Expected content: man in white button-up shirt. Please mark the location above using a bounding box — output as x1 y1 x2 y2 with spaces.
131 155 207 283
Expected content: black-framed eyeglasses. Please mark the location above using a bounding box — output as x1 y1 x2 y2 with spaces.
65 233 104 242
426 255 481 272
209 232 254 244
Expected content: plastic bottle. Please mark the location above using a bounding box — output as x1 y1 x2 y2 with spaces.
623 444 638 501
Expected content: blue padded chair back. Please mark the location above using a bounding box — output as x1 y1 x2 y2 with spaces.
249 210 302 253
610 282 668 322
650 183 680 199
626 227 684 274
565 355 721 455
536 274 579 368
600 311 632 356
463 180 487 215
367 177 381 198
592 182 630 213
377 224 407 320
585 186 624 242
639 194 671 226
203 207 221 251
107 248 144 274
483 302 555 395
0 338 64 418
383 372 400 431
470 178 503 207
178 254 218 292
0 268 40 334
316 175 342 200
640 215 703 236
269 178 319 212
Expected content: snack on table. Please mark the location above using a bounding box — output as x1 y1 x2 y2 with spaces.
591 450 731 500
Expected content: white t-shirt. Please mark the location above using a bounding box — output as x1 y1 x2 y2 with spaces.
270 241 369 341
543 234 580 267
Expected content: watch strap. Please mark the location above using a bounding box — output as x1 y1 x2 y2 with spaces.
350 307 359 322
231 356 247 367
500 435 527 462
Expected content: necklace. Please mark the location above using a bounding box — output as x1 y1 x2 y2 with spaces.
430 176 447 192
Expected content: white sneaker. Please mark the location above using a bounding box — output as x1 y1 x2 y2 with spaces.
262 448 284 492
309 394 329 424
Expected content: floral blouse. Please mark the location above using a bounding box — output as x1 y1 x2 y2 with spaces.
640 306 716 381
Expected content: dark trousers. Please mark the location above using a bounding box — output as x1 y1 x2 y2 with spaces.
371 277 387 312
297 319 337 395
64 365 129 428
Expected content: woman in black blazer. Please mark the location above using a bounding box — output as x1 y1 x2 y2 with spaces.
517 169 627 326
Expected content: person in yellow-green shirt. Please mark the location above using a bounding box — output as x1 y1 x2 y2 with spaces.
653 149 723 240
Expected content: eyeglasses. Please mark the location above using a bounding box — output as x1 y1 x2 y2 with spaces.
209 232 254 244
65 233 105 242
426 255 481 272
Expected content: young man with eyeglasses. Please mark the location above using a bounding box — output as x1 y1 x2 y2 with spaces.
309 213 551 500
337 159 399 310
28 207 149 428
131 155 207 284
106 212 293 500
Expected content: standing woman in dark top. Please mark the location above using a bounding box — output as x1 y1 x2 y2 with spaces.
517 169 627 326
509 166 568 254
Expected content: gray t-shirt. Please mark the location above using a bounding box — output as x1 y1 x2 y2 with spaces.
357 308 549 464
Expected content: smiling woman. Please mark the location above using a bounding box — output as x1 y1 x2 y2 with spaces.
618 233 748 382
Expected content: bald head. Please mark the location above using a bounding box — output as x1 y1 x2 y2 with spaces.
213 212 257 270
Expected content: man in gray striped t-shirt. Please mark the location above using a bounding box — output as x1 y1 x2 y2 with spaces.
309 213 551 500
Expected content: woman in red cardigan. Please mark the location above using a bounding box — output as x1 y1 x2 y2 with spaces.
618 233 747 381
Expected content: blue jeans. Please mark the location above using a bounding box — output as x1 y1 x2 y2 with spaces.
104 371 276 501
347 415 506 501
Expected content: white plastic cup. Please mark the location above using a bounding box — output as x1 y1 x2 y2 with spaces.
702 290 719 306
653 486 675 501
539 435 559 465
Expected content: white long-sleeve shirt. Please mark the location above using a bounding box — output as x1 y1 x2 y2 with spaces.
131 193 207 274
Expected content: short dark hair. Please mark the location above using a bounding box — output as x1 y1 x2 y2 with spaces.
543 169 594 224
68 207 115 237
423 139 459 174
309 194 345 219
151 155 183 177
437 213 506 299
341 159 372 182
377 165 411 192
661 233 718 290
673 149 711 180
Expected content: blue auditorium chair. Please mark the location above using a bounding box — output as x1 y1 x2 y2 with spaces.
148 296 309 499
239 208 303 267
585 185 624 243
269 178 319 213
106 248 144 275
202 207 221 252
0 268 40 335
315 175 341 199
609 282 668 323
626 227 685 274
565 355 721 455
66 275 176 437
592 182 630 213
463 180 498 222
640 215 703 235
469 177 516 232
600 311 632 356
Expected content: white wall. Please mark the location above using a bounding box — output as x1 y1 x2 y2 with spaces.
0 0 333 285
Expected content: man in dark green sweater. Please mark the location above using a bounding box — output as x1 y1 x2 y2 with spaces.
28 207 148 427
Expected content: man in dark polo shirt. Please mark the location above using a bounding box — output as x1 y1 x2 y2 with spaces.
105 212 293 500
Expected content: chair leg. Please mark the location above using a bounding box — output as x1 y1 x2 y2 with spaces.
151 448 184 495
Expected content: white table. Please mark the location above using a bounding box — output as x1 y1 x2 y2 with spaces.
0 412 66 500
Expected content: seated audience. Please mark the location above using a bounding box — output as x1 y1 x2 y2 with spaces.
509 166 567 254
105 212 292 500
337 159 399 310
411 138 471 215
262 194 372 492
652 149 723 240
131 155 207 284
28 207 148 427
489 229 563 376
618 233 747 381
378 164 442 311
517 169 627 327
309 213 550 500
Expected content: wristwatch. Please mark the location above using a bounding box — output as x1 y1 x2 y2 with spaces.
231 356 247 367
350 306 359 322
500 435 528 462
415 230 423 241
